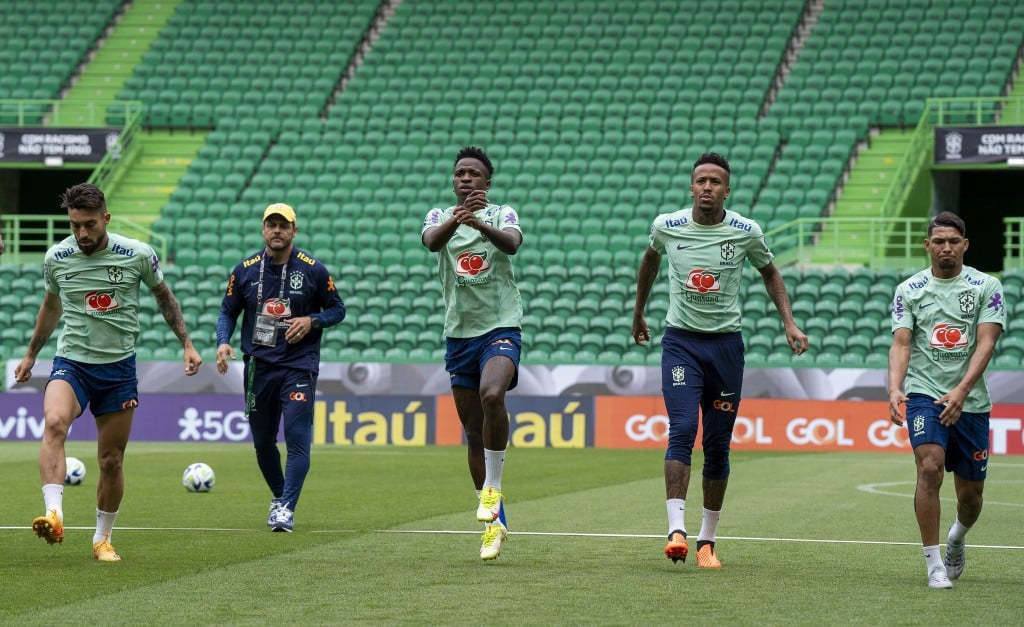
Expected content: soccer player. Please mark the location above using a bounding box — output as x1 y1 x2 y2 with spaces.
887 211 1005 589
421 146 522 560
215 203 346 532
632 152 808 568
14 183 202 561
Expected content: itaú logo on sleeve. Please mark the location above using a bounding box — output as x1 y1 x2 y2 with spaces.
625 413 669 442
686 269 721 293
84 290 119 312
786 417 854 447
455 251 490 276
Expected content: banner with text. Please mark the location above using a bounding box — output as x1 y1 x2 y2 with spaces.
0 127 120 163
595 396 1024 455
1 393 1021 455
934 125 1024 165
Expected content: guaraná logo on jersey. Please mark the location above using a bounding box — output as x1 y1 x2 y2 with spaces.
262 298 292 318
929 323 969 349
84 290 119 312
686 269 721 293
456 251 490 276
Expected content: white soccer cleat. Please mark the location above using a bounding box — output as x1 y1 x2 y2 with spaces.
928 565 952 589
269 505 294 532
266 498 283 528
944 538 965 580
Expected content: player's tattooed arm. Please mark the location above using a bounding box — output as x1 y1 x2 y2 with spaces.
152 281 193 346
25 292 62 358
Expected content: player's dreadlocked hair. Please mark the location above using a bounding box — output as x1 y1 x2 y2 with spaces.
455 145 494 178
61 183 107 213
693 152 731 174
928 211 966 237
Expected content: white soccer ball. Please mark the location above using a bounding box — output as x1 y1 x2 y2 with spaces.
182 462 216 493
65 457 86 485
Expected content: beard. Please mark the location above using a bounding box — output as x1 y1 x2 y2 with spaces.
77 238 102 255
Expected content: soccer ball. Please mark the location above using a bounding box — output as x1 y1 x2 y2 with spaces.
182 462 216 493
65 457 86 485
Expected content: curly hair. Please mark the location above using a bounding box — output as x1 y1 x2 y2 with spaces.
455 145 494 178
693 152 731 174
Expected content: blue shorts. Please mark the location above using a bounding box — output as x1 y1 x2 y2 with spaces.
906 393 990 481
48 355 139 418
445 327 521 391
661 327 745 479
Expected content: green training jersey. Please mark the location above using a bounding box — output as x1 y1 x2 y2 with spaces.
891 265 1006 412
422 203 523 338
649 208 773 333
43 232 164 363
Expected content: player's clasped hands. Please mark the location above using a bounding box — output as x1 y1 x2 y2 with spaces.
454 190 488 226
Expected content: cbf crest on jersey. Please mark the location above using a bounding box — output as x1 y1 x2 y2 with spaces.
107 266 124 283
957 290 976 316
720 242 735 261
289 270 304 291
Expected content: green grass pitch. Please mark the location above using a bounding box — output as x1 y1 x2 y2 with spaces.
2 442 1022 625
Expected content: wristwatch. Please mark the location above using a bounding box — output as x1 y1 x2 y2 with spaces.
310 317 320 329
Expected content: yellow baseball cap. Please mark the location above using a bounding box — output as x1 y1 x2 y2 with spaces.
263 202 296 223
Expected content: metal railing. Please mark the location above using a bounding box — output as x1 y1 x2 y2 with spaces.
0 99 150 264
771 215 1024 271
1005 217 1024 271
0 99 143 128
768 216 931 269
87 102 144 193
0 214 166 265
878 96 1024 220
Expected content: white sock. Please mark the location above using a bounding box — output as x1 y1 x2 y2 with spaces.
42 484 64 521
697 508 722 543
93 509 119 544
666 499 686 536
923 545 943 571
483 448 505 490
948 517 971 544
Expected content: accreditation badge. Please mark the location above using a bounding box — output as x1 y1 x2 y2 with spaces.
253 314 279 346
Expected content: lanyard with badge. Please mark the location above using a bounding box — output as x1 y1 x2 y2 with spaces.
252 254 288 346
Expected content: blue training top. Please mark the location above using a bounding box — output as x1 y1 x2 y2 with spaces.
216 247 346 374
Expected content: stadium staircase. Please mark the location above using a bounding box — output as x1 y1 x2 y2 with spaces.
809 129 915 266
59 0 180 127
109 129 207 228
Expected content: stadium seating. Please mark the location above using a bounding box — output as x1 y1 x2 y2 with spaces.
5 0 1024 370
0 0 121 117
115 0 381 128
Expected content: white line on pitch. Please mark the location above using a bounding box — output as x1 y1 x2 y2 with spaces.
374 528 1024 550
858 481 1024 507
3 525 1022 551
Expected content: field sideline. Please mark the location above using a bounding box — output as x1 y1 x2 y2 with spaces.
2 443 1022 625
